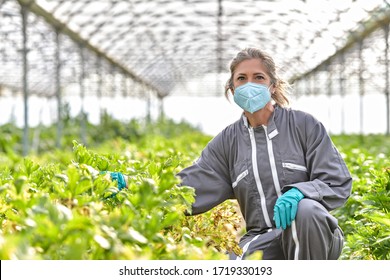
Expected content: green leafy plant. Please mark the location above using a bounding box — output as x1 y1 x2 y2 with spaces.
1 118 389 260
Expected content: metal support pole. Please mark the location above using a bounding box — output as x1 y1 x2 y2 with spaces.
302 78 308 96
217 0 223 72
79 45 86 144
338 53 346 134
55 29 62 148
146 96 151 123
158 95 164 121
96 56 103 122
122 72 127 97
310 73 315 95
327 63 333 135
111 65 116 97
216 0 223 95
144 85 151 123
358 40 365 135
21 5 29 156
384 24 390 135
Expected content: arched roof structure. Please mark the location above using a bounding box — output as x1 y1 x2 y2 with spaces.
1 0 389 98
1 0 390 155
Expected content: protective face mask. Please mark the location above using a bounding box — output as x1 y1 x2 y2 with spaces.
233 82 271 114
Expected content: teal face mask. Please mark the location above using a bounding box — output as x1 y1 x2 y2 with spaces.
233 82 271 114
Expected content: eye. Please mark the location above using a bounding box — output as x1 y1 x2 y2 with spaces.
255 75 265 80
237 76 245 81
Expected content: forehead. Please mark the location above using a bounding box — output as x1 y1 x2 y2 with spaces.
234 58 268 75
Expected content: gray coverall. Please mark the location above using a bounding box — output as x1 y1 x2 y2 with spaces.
178 105 352 260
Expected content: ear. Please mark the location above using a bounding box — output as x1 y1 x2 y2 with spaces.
270 83 276 95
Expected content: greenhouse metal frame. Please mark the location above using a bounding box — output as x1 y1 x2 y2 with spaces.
1 0 390 155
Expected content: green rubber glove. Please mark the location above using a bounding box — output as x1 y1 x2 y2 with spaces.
100 171 127 190
273 188 304 230
109 172 127 190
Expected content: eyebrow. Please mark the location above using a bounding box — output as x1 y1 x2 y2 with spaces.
236 72 266 76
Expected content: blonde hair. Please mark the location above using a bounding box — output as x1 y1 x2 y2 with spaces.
225 47 290 107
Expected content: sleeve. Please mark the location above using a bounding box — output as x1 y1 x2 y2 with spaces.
286 114 352 211
177 132 235 215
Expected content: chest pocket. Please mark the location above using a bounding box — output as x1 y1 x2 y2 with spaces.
233 169 249 188
282 161 309 185
231 160 252 190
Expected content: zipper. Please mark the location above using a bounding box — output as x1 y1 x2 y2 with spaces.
263 126 301 259
291 220 300 259
248 127 272 228
232 169 248 188
282 162 308 172
236 228 273 260
263 126 282 197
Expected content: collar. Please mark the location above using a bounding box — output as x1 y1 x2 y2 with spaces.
241 105 279 140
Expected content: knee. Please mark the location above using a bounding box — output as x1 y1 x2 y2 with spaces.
296 199 338 230
297 199 328 222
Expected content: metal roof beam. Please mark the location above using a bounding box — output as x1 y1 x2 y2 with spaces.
16 0 164 97
291 6 390 83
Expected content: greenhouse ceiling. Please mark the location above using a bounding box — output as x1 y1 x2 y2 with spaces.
1 0 390 98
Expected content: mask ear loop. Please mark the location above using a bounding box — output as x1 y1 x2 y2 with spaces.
268 82 275 95
269 83 277 105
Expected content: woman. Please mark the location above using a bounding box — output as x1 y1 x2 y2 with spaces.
177 47 352 260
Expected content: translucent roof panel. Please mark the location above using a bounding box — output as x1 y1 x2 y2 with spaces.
3 0 390 97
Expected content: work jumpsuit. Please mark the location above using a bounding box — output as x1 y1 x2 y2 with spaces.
177 105 352 260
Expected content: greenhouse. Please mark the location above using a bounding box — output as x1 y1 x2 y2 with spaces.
0 0 390 268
